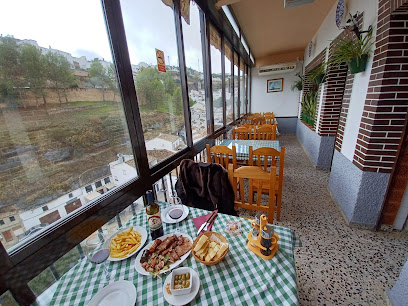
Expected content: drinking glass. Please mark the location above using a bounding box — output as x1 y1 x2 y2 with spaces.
84 231 111 285
168 195 184 232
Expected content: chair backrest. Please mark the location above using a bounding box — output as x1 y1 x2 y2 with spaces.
255 125 277 140
249 146 285 195
263 112 273 116
246 115 259 125
228 164 277 223
239 124 255 129
263 114 275 125
206 144 237 170
232 126 252 140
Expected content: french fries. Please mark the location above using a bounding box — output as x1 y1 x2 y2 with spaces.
109 227 142 258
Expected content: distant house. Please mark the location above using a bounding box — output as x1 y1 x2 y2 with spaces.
0 211 25 249
145 133 184 153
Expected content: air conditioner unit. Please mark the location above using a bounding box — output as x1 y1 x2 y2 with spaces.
284 0 315 9
258 62 297 76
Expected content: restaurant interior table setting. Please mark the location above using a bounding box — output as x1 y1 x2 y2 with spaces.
46 112 301 305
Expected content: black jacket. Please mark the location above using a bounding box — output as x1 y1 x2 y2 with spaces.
175 159 237 216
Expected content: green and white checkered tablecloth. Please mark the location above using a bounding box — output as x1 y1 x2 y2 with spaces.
219 140 281 161
49 203 299 305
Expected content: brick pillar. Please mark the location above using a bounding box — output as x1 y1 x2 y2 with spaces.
302 49 326 131
353 0 408 173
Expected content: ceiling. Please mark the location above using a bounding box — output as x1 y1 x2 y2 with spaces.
230 0 337 62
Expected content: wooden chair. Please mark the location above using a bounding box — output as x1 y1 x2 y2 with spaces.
248 146 285 221
206 144 237 170
255 125 277 140
239 124 255 129
263 112 274 116
228 164 277 223
246 115 259 125
232 126 252 140
264 114 275 125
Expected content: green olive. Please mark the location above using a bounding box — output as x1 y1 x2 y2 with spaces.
182 280 186 286
185 280 190 287
186 273 190 279
182 274 186 280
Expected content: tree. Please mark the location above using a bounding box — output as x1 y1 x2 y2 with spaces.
20 44 47 107
0 36 24 107
89 59 108 101
106 63 118 102
135 67 165 109
44 52 75 103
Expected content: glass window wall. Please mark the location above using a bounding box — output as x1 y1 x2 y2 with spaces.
0 0 136 252
225 42 233 123
121 0 187 166
181 3 206 142
233 52 239 120
209 24 223 131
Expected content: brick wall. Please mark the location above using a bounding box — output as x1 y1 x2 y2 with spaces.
353 0 408 173
318 16 363 138
335 72 355 151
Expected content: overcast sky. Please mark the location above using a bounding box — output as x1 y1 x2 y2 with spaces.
0 0 223 73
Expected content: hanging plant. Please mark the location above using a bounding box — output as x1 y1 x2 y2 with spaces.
330 29 374 74
307 64 326 85
301 91 318 127
291 73 305 91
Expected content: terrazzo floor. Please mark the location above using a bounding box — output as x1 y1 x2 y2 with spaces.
240 135 408 305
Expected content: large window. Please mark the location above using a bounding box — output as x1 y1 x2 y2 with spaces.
244 64 248 114
234 52 239 120
240 59 245 117
209 25 223 131
121 0 187 166
225 42 233 123
0 0 136 252
222 6 240 37
182 3 207 143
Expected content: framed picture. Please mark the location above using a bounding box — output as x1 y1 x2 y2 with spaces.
267 78 283 93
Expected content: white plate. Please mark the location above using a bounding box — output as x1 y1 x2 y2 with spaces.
161 205 189 224
104 226 148 262
87 280 136 306
163 269 200 306
134 232 193 276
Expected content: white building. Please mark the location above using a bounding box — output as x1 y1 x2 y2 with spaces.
145 134 184 153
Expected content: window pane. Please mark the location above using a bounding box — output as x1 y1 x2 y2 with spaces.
234 52 239 120
0 291 18 306
0 0 137 252
244 64 248 114
209 25 223 131
121 0 187 166
225 43 233 124
222 6 240 37
241 37 249 54
240 59 245 117
182 3 206 143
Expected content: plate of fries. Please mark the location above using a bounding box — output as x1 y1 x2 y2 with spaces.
105 226 148 261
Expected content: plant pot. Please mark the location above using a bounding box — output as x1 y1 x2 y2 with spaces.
349 54 368 74
314 73 326 84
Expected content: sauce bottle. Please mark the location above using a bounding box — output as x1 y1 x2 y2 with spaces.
145 190 164 239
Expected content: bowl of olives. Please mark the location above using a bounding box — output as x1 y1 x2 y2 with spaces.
170 267 193 296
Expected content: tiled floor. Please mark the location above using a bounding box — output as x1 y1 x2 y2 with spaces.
242 135 408 305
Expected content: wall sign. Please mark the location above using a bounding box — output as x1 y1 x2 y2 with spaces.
267 78 283 93
155 48 166 72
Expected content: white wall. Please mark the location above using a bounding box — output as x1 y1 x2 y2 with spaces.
250 62 302 117
303 0 378 162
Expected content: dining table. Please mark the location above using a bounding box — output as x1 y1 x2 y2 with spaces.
47 203 300 305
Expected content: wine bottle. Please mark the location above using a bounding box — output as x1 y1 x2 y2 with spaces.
145 190 164 239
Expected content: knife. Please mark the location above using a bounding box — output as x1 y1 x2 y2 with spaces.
197 210 218 235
